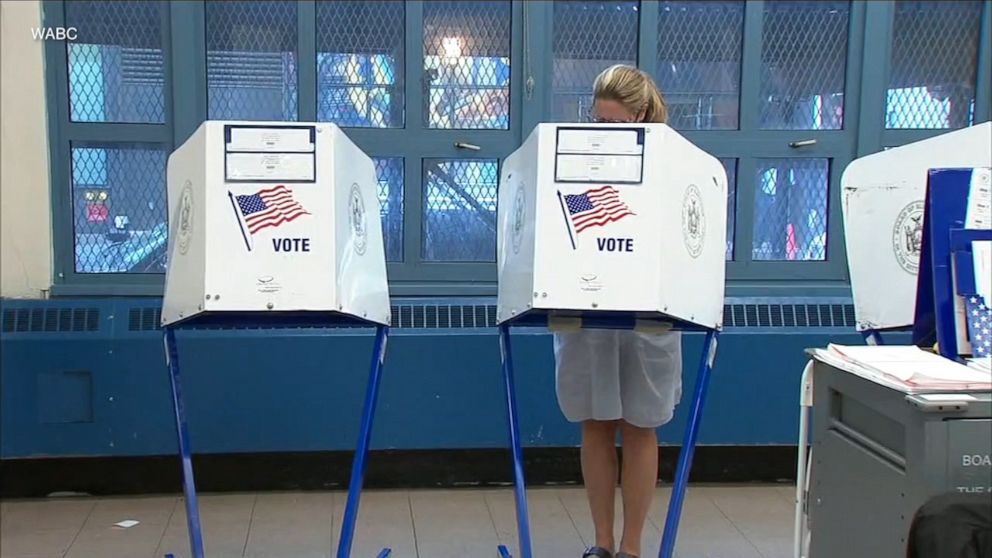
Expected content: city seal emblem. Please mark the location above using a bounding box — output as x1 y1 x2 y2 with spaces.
511 183 525 254
681 184 705 258
349 183 367 256
177 180 194 255
892 200 924 274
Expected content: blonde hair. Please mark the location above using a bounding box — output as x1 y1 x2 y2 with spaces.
592 64 668 124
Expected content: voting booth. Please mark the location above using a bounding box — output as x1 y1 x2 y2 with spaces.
841 122 991 338
160 121 391 558
494 123 728 558
498 124 726 328
163 121 389 326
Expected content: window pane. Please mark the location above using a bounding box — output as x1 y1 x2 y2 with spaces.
373 157 404 262
886 1 982 130
423 159 498 261
759 1 849 130
206 0 298 121
423 1 511 129
658 1 744 130
65 1 165 123
552 1 638 123
720 158 738 260
752 158 829 261
317 1 405 128
71 144 168 274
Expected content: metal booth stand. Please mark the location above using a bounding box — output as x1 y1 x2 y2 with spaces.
495 314 719 558
162 317 389 558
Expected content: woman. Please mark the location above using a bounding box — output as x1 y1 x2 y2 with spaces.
556 64 682 558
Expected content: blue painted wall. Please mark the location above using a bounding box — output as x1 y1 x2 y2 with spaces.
1 298 903 459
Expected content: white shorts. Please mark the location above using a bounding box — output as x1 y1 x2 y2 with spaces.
553 329 683 429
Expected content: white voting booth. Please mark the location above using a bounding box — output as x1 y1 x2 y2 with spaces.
159 121 391 558
162 121 389 326
498 123 727 328
494 123 728 558
841 122 991 334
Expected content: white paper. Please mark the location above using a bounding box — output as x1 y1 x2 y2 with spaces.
968 357 991 374
226 153 314 182
809 348 919 394
555 154 642 183
557 129 643 155
917 393 978 402
114 520 140 529
965 167 991 229
827 344 991 385
226 127 315 152
974 241 992 305
952 257 974 355
971 240 992 304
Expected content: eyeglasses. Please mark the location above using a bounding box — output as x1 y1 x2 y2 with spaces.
584 109 636 124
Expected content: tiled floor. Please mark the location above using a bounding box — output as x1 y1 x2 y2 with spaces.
0 485 796 558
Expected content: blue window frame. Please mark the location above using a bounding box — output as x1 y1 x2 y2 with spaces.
43 0 992 296
657 1 745 131
205 1 300 122
550 1 639 123
316 0 406 129
884 0 983 131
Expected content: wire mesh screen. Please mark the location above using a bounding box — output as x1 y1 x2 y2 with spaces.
422 159 498 261
720 158 738 260
752 158 829 261
317 0 405 128
373 157 404 262
759 1 849 130
64 0 166 123
70 144 168 274
423 1 511 129
885 0 982 130
206 0 298 121
657 1 744 130
552 1 639 123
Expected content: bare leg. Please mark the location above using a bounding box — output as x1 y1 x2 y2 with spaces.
619 421 658 556
582 419 620 553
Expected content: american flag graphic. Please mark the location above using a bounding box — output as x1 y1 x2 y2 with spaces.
235 185 309 235
563 186 634 234
965 295 992 358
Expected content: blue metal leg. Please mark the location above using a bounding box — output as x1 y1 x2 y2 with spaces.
861 330 883 346
658 330 720 558
337 326 390 558
163 327 205 558
499 324 533 558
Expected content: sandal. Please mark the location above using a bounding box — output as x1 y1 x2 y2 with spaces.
582 547 613 558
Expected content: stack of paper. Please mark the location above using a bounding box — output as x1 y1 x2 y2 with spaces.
969 357 991 375
816 345 992 393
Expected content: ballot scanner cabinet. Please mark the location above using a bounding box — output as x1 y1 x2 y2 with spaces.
497 123 728 329
162 121 389 327
807 360 992 558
